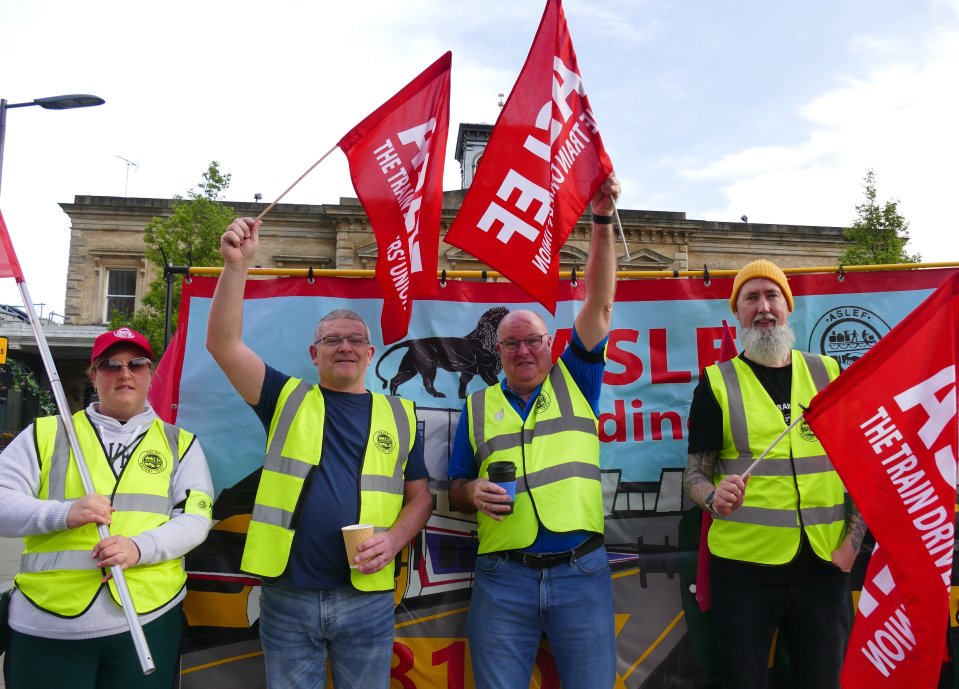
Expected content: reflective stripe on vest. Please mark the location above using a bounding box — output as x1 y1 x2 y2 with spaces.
241 380 414 592
706 351 845 565
468 362 603 554
17 412 191 617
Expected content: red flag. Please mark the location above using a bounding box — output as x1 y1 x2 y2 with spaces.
338 52 451 344
695 319 739 612
444 0 613 312
0 210 25 282
805 273 959 689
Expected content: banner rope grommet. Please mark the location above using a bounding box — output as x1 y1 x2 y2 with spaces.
703 264 711 288
571 267 578 287
838 265 845 283
440 269 447 288
307 266 314 284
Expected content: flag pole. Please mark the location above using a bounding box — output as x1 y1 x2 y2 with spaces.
740 410 807 479
611 199 630 260
15 278 156 675
255 144 340 222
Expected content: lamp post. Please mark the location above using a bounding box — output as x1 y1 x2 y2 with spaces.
0 94 105 198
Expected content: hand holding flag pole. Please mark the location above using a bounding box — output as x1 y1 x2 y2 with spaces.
0 211 155 674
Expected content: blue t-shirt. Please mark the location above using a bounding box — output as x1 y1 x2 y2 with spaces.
252 365 428 590
447 328 606 553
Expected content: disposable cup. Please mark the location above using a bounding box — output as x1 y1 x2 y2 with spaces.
342 523 374 568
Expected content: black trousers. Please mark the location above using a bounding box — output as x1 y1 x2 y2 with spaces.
711 572 850 689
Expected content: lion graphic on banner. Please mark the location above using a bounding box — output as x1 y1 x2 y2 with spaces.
374 306 509 398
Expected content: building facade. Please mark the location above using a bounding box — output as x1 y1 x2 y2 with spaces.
4 123 847 423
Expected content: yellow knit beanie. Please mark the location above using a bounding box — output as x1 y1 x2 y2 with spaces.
729 259 794 313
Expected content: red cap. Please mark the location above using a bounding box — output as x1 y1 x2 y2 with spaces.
91 327 154 363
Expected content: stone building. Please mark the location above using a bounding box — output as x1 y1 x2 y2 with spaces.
5 123 847 423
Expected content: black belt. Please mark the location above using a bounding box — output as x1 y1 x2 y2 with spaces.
503 534 604 569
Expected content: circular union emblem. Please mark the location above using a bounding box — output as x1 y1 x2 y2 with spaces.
374 430 396 454
138 451 167 474
534 391 551 414
196 498 209 511
798 418 818 442
807 305 891 370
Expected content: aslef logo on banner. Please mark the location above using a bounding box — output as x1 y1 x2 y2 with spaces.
808 306 892 369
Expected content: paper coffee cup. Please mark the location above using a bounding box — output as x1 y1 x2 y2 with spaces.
342 523 374 569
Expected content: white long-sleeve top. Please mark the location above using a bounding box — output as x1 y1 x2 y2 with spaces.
0 403 213 639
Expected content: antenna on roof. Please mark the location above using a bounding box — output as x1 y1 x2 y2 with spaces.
115 155 139 197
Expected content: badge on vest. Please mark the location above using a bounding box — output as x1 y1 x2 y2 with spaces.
373 430 396 454
798 418 819 442
137 451 168 474
535 391 551 414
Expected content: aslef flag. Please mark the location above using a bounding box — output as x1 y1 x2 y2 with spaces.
805 273 959 689
0 210 25 281
338 52 451 343
695 319 738 612
444 0 613 312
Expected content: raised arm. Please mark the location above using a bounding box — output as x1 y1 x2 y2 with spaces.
206 217 266 405
575 173 620 351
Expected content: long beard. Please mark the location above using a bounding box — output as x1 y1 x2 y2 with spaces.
741 323 795 366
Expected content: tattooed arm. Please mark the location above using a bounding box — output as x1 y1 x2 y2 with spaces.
684 450 719 509
832 499 865 572
684 450 747 517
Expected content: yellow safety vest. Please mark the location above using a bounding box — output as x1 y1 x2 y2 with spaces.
241 380 415 591
706 351 845 565
467 361 603 554
17 412 210 617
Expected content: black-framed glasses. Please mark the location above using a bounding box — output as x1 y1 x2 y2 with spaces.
94 357 153 376
314 335 371 348
498 334 548 352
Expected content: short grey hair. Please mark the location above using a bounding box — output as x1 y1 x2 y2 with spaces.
314 309 371 342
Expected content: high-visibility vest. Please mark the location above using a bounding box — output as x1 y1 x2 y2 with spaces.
467 361 603 554
705 351 845 565
17 412 210 617
241 380 415 591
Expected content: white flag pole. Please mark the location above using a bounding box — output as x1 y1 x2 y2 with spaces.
15 279 156 675
740 411 807 479
255 144 339 222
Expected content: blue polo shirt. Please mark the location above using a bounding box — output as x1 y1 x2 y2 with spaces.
447 328 606 553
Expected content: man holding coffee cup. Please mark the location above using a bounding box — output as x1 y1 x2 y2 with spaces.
207 217 433 689
448 173 620 689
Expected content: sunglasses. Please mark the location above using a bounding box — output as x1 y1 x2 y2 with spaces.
94 357 153 376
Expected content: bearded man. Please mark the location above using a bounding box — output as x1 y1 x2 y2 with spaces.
683 259 864 689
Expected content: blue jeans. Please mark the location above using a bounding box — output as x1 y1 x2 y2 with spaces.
258 581 395 689
710 572 850 689
467 545 616 689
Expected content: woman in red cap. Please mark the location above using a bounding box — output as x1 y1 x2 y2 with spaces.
0 327 214 688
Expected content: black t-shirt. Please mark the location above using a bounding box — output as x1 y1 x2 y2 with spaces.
688 353 843 583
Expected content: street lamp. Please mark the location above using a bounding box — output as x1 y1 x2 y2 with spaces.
0 94 105 198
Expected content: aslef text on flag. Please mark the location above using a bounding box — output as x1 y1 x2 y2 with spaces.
0 210 26 281
338 51 451 343
444 0 612 312
805 272 959 689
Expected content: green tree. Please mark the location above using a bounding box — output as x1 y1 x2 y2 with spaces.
841 169 920 266
112 162 234 355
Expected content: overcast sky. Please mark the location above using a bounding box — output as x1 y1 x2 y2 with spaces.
1 0 957 317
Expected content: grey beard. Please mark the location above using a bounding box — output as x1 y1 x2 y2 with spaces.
741 323 795 366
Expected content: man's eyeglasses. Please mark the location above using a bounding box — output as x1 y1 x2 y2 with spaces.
314 335 371 348
94 357 153 376
498 334 548 352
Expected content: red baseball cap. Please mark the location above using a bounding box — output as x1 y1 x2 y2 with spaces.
91 327 154 363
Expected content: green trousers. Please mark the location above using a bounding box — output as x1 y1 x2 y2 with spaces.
3 603 183 689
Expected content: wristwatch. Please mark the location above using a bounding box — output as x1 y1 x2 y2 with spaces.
704 490 719 517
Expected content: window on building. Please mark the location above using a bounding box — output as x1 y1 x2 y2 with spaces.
104 269 137 321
